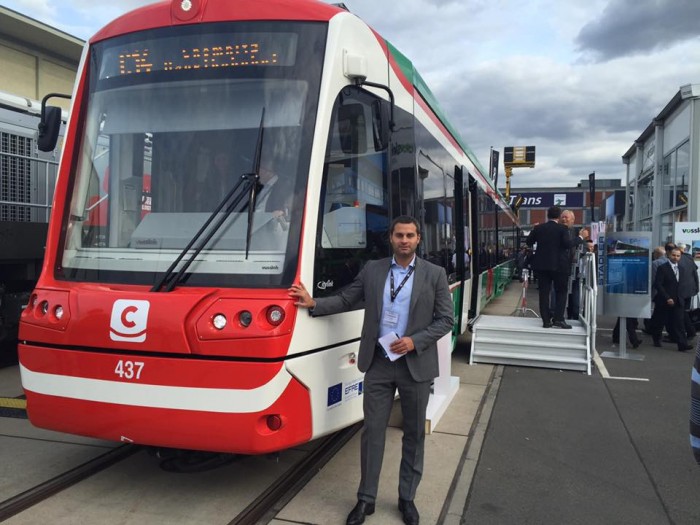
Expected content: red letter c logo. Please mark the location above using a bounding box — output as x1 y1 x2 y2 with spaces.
121 305 139 328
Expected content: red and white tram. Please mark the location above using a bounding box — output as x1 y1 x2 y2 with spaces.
19 0 518 454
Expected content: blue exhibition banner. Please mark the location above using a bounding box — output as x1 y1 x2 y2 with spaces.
603 232 652 318
605 235 650 294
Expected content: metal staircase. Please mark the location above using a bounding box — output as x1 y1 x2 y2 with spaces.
469 254 597 375
469 316 590 373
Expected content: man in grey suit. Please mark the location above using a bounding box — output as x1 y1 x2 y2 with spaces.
289 215 453 525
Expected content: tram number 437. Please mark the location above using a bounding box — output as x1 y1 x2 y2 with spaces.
115 360 145 380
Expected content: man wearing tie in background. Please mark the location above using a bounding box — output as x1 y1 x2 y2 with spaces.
653 247 693 351
288 215 453 525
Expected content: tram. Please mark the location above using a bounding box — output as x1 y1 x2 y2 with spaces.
19 0 519 454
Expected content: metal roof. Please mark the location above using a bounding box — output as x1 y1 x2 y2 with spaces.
622 84 700 161
0 5 83 65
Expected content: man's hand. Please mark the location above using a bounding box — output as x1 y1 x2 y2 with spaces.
288 282 316 309
667 298 675 306
389 336 415 355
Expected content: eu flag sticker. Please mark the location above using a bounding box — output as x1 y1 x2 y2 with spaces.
327 383 342 409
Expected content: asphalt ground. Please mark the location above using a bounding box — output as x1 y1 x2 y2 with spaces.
463 287 700 525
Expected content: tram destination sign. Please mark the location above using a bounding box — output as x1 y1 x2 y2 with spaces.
99 31 298 79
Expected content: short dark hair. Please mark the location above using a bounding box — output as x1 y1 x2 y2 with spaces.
547 206 562 219
390 215 421 236
665 242 676 252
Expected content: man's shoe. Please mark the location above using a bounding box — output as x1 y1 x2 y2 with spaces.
346 501 375 525
551 320 572 329
631 340 642 349
398 499 419 525
678 344 693 352
542 321 552 328
653 339 662 348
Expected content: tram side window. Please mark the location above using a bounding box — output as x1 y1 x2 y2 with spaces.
419 161 453 279
476 187 496 271
314 87 390 298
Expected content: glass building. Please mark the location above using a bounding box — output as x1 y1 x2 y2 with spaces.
623 84 700 244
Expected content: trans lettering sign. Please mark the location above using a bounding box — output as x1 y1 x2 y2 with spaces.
507 192 584 208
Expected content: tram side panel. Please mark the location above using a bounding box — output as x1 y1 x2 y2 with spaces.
286 13 394 440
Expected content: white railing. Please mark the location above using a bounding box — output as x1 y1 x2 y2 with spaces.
578 252 598 374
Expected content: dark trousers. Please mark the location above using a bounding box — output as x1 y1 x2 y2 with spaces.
537 270 568 324
613 317 640 344
651 302 688 350
567 278 580 320
358 349 431 503
684 298 697 338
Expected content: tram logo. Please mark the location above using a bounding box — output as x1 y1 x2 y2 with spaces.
110 300 151 342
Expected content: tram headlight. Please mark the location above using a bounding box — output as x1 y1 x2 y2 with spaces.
239 310 253 328
212 314 227 330
54 305 64 320
266 306 285 326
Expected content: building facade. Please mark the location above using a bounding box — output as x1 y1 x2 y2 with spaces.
0 6 82 109
507 178 622 236
623 84 700 244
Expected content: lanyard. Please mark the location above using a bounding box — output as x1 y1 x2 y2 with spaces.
390 265 415 302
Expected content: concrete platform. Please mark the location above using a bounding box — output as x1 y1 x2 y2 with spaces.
274 280 700 524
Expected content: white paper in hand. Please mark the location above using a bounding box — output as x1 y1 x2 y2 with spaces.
378 332 403 361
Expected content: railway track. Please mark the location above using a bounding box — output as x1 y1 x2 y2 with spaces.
0 445 140 522
0 408 362 524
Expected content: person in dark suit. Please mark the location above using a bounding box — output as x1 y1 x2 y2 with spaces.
652 247 693 351
256 163 293 216
559 209 586 320
677 243 699 339
526 206 587 329
288 215 453 525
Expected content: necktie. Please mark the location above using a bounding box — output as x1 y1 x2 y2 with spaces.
673 265 679 281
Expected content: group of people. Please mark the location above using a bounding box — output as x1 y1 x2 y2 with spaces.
628 241 699 352
525 206 590 328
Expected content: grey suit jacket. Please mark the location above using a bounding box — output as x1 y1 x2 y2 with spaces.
311 256 454 382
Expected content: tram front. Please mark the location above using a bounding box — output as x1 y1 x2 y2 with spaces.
19 11 330 453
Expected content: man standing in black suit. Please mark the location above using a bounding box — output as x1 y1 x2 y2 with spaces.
526 206 588 329
652 247 693 351
676 243 699 340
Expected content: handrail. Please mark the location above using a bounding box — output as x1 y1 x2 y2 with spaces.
578 252 598 374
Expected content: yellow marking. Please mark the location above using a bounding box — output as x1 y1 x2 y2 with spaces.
0 397 27 410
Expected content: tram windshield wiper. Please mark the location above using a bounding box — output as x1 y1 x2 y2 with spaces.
150 176 251 292
150 109 265 292
244 108 265 260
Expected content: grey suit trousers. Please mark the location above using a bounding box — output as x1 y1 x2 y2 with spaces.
358 349 431 503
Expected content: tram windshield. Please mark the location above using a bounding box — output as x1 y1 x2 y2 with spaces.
58 22 326 288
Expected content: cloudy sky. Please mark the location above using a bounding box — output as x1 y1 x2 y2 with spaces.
4 0 700 188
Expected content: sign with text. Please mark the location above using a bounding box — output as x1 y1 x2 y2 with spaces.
603 232 652 318
507 192 584 208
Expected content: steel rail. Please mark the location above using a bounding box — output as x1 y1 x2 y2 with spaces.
0 444 140 521
229 422 363 525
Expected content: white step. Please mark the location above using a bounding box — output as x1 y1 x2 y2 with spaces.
470 314 592 374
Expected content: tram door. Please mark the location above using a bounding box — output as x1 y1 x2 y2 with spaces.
453 166 470 335
468 174 481 320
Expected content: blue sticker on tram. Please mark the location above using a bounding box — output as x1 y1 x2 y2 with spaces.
327 383 342 409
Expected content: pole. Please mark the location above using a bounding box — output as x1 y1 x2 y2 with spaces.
588 171 596 222
505 166 513 201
